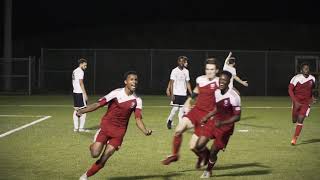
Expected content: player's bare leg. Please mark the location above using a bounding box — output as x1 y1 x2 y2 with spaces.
89 142 105 158
80 144 116 179
201 144 220 178
291 115 305 145
162 117 193 165
191 135 210 169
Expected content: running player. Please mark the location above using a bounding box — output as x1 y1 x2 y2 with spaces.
196 70 241 178
223 52 248 90
162 58 219 169
288 62 316 145
78 71 152 180
72 58 89 132
166 56 192 129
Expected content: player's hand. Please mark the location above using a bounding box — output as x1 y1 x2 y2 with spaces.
294 101 302 108
171 95 175 101
145 129 152 136
166 88 171 97
201 117 209 124
242 81 249 87
84 94 88 101
226 52 232 61
76 109 82 117
215 120 222 128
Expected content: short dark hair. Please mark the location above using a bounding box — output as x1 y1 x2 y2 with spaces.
205 57 220 69
300 62 310 70
220 70 232 80
228 57 236 64
178 56 188 62
123 71 138 80
78 58 87 64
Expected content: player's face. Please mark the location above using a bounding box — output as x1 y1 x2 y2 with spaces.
219 74 230 90
184 60 188 68
178 59 185 68
301 65 310 77
125 74 138 92
80 63 87 70
205 64 218 79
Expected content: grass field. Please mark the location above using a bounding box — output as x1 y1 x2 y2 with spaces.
0 95 319 180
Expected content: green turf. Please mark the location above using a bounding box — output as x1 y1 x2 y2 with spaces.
0 95 319 180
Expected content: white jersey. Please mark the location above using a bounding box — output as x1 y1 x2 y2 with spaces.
170 67 190 96
223 64 236 88
72 67 84 93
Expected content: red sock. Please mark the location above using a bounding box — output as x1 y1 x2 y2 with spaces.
206 159 216 171
294 123 303 138
172 134 182 155
86 162 104 177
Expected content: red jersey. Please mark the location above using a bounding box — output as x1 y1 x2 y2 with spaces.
289 74 315 104
194 76 219 112
98 88 142 129
214 88 241 133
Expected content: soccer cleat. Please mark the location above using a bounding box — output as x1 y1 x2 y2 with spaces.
79 172 88 180
79 129 90 132
74 128 79 132
200 170 212 178
167 120 172 129
162 155 179 165
291 137 297 145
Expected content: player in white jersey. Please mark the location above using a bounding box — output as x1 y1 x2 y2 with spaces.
72 58 89 132
223 52 248 91
166 56 192 129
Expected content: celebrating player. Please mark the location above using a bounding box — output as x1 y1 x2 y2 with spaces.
288 62 316 145
72 58 89 132
165 56 192 129
223 52 248 91
78 71 152 180
196 70 241 178
162 58 219 169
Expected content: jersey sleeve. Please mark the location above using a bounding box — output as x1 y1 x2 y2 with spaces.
134 97 143 119
196 76 201 85
170 69 176 81
186 70 190 81
231 94 241 115
75 69 84 80
289 75 298 86
98 89 119 106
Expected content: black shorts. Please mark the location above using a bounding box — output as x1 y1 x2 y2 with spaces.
170 95 187 107
73 93 87 108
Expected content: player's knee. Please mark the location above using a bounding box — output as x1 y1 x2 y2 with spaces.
90 143 103 158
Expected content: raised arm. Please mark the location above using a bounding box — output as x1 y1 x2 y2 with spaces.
224 52 233 66
234 75 248 87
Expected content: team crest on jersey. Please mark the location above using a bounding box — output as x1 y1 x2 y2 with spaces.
130 102 136 108
210 83 216 89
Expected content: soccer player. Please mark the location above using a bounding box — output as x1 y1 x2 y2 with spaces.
166 56 192 129
196 70 241 178
288 62 316 145
78 71 152 180
162 58 219 169
72 58 89 132
223 52 248 90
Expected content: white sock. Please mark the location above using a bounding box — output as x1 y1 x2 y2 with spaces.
73 110 79 129
79 113 87 129
178 107 184 124
167 106 179 123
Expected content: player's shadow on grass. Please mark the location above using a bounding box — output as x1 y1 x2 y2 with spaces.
85 125 100 130
297 138 320 146
240 116 257 121
238 122 275 129
214 169 272 177
109 173 182 180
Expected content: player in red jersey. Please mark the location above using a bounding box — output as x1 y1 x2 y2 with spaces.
162 58 220 169
77 71 152 180
195 70 241 178
288 62 316 145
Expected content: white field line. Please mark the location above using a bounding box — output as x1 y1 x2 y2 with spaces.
0 116 52 138
0 115 44 118
0 104 319 109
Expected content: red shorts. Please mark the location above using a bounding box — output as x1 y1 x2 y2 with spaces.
94 125 126 150
184 107 210 136
292 103 310 118
201 120 233 150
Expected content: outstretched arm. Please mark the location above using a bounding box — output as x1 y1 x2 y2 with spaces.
200 108 217 124
77 102 102 116
234 75 248 87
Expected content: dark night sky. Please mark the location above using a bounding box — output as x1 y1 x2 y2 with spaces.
2 0 320 56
